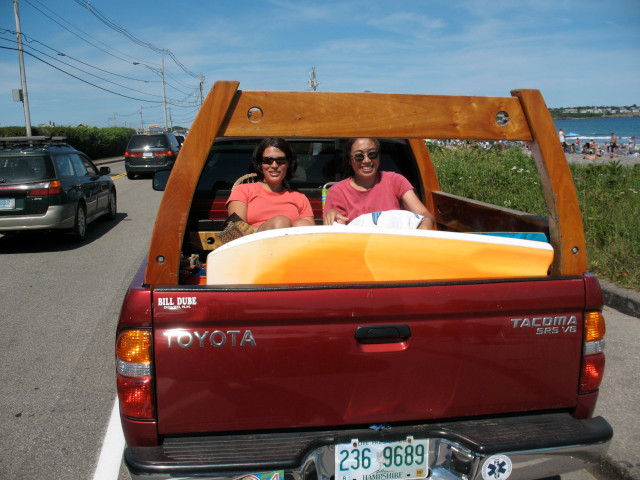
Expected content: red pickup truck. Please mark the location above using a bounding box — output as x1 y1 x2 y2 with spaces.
116 82 611 480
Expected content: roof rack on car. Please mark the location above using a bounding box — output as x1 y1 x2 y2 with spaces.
0 136 69 149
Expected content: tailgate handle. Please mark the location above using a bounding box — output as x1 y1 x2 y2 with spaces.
355 325 411 343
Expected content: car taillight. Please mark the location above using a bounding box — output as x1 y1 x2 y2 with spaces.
28 180 62 196
125 152 143 157
580 311 606 393
153 150 174 157
116 329 154 419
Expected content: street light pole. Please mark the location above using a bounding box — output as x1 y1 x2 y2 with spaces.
133 55 168 131
13 0 32 136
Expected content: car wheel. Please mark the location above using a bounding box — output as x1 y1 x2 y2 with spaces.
105 190 117 220
127 171 135 179
70 203 87 242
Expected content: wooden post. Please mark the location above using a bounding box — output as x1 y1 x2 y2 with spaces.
512 89 587 275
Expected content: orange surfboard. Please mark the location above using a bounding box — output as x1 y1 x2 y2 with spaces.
205 226 554 285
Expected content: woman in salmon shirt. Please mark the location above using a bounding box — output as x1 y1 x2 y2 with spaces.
226 137 315 231
323 137 435 229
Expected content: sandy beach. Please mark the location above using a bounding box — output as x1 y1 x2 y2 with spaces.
564 152 640 167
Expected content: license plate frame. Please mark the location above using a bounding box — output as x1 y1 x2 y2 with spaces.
335 436 429 480
0 197 16 210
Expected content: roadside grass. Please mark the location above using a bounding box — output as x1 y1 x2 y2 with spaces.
430 145 640 290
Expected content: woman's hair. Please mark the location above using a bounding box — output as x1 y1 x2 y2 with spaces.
341 137 381 178
251 137 298 188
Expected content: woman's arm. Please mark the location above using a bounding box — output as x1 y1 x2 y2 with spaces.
227 200 248 221
293 216 316 227
401 190 435 229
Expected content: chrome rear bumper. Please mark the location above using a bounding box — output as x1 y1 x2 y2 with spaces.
125 413 612 480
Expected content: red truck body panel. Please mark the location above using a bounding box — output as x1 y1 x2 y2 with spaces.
151 278 585 435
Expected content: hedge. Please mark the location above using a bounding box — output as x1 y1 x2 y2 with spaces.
0 125 136 160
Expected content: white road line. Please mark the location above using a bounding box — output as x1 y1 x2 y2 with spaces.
93 399 125 480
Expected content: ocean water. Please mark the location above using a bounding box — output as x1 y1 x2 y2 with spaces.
553 116 640 145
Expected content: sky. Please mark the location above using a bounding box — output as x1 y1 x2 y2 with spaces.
1 0 639 130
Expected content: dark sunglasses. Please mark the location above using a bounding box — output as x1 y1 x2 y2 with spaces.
261 156 288 166
352 151 379 162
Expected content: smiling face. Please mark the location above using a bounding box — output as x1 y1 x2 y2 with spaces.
260 145 289 191
350 138 380 182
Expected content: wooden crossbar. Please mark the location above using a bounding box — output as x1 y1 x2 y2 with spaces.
220 91 533 141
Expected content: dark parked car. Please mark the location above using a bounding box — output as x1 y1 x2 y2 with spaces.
124 132 181 179
0 136 116 242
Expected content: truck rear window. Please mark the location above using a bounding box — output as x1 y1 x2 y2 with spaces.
195 139 420 193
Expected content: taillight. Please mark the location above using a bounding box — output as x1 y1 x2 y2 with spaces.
580 311 606 393
153 150 173 157
49 180 62 194
116 329 154 419
28 180 61 196
125 152 143 157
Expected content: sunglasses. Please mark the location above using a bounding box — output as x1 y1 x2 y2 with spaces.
352 151 379 162
261 156 288 166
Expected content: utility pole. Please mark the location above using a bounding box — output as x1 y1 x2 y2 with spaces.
13 0 32 136
199 74 205 106
161 50 168 132
308 67 319 91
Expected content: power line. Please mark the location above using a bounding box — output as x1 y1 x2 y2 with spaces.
7 0 203 126
0 34 167 100
20 0 201 94
0 27 157 83
0 45 164 104
71 0 200 79
23 0 149 67
1 32 198 105
131 60 197 98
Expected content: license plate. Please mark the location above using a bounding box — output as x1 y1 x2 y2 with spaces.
143 152 152 157
335 437 429 480
0 198 16 210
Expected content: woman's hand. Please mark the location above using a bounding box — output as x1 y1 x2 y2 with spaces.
323 209 349 225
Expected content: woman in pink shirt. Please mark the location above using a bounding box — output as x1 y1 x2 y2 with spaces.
227 138 314 231
323 138 435 229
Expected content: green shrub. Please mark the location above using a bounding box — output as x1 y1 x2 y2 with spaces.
431 146 640 290
0 125 136 159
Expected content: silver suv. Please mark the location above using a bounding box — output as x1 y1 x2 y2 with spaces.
0 136 116 242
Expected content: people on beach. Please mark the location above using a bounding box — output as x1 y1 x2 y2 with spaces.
226 137 314 231
559 129 567 150
609 132 617 157
323 137 435 230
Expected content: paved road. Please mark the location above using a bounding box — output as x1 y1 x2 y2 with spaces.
592 306 640 480
0 163 162 478
0 159 634 479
